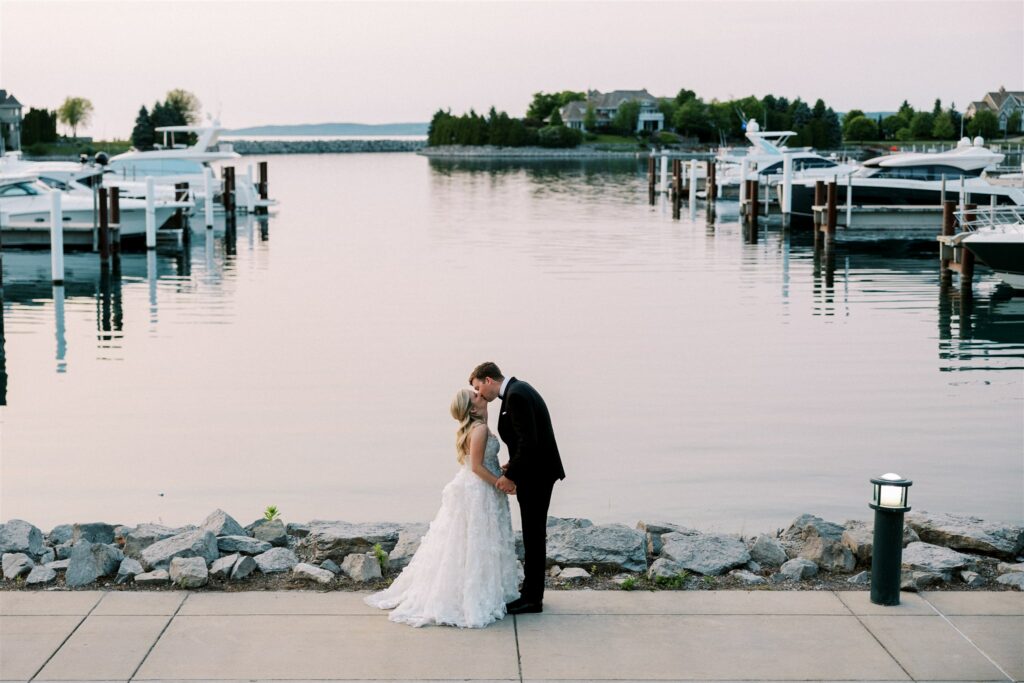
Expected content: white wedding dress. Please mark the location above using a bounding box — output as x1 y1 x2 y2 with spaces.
365 433 520 627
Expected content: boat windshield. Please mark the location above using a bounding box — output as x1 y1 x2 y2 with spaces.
0 182 44 198
869 164 985 180
108 158 206 177
759 157 838 175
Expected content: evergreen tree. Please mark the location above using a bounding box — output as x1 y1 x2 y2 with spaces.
131 105 155 150
549 107 564 126
21 107 58 145
583 104 597 132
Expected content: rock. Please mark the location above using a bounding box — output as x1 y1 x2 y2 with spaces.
749 534 788 567
45 559 70 572
777 558 818 582
200 509 247 537
746 560 762 573
340 553 382 582
72 523 115 545
997 561 1024 574
848 571 870 585
901 570 945 591
729 569 766 585
286 522 311 538
140 530 219 571
995 572 1024 590
66 542 121 587
246 518 288 547
319 559 341 574
124 524 193 558
558 567 590 581
26 565 57 585
169 557 208 588
115 558 144 585
112 525 133 545
841 520 920 567
901 542 973 581
135 569 170 585
55 542 74 560
388 524 428 570
906 512 1024 560
781 514 855 572
217 536 272 555
549 565 562 577
546 519 647 572
960 570 984 587
48 524 75 545
297 521 402 563
38 548 55 565
660 530 750 576
611 573 634 586
254 547 299 574
636 521 685 556
293 562 335 584
0 520 45 558
647 557 686 580
210 554 240 579
3 553 35 579
231 555 257 580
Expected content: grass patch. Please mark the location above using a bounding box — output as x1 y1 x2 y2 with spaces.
23 139 132 158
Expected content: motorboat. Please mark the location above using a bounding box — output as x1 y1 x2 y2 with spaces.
959 206 1024 290
787 137 1024 216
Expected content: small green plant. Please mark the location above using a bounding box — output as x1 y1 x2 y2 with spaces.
702 575 716 586
263 505 280 521
620 576 637 591
655 570 689 590
372 543 388 572
590 564 598 576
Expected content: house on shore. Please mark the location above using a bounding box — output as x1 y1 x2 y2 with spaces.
561 89 665 133
0 89 23 153
965 86 1024 133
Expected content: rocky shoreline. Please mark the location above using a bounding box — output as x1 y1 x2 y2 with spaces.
229 139 426 154
2 511 1021 594
418 144 649 159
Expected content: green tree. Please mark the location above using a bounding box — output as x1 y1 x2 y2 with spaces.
842 109 865 136
583 104 597 132
58 96 93 138
548 107 564 126
932 112 956 140
21 107 58 145
932 98 943 117
131 105 156 150
612 100 641 135
673 98 712 140
897 100 915 125
967 110 999 139
880 115 904 140
165 89 202 124
674 88 697 105
844 115 878 142
909 112 934 139
526 91 585 121
1007 111 1022 135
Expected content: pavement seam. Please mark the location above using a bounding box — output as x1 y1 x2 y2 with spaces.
512 615 524 683
834 590 915 682
919 593 1015 683
127 590 190 681
26 591 105 682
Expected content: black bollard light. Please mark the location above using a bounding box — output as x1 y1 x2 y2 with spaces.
869 473 912 606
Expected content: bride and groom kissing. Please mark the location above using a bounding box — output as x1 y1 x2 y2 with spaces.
365 362 565 628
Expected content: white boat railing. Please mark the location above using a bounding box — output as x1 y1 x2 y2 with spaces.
955 205 1024 232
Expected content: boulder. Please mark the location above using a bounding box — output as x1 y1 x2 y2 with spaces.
901 542 973 581
124 524 193 558
558 567 590 581
200 509 247 538
66 542 122 587
660 530 750 576
141 530 219 571
55 542 74 561
115 558 144 585
45 559 70 572
546 518 647 572
749 534 788 567
286 522 311 538
217 536 272 555
246 518 288 547
901 570 945 591
340 553 382 582
776 558 818 582
48 524 75 545
135 569 170 585
906 512 1024 560
297 521 402 563
319 559 341 574
293 562 335 584
960 570 985 587
26 565 57 586
997 561 1024 574
746 560 762 573
636 521 686 557
72 523 115 545
729 569 766 585
995 572 1024 590
0 520 45 558
848 571 870 585
388 524 428 569
647 557 686 580
3 552 35 580
38 548 55 565
781 514 855 572
841 520 919 566
169 557 208 588
210 554 240 579
549 565 562 577
231 555 258 580
254 547 299 574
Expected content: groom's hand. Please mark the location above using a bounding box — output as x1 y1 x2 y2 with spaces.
495 475 516 494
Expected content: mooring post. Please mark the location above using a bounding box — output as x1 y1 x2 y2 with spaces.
257 161 269 215
176 182 190 245
659 152 669 194
688 159 697 204
145 176 156 250
813 180 825 229
940 199 956 286
49 190 65 285
204 168 214 229
109 186 121 256
749 177 759 224
98 187 110 266
781 152 793 217
845 173 853 227
708 160 717 202
826 180 838 236
739 157 749 206
672 160 681 219
647 155 655 191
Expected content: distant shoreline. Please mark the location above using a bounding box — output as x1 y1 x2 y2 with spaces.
230 139 426 154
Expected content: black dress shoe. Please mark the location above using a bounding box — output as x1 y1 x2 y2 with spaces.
507 600 543 615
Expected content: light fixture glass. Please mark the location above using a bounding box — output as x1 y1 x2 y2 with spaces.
871 473 911 510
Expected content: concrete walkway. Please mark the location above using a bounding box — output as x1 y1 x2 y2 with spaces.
1 590 1020 682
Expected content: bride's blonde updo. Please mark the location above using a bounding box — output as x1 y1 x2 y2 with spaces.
450 388 485 465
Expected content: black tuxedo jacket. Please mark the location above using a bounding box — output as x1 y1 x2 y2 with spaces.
497 377 565 485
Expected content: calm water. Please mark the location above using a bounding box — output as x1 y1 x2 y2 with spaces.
2 153 1022 534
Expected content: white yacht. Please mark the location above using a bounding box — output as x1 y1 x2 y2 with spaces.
959 206 1024 290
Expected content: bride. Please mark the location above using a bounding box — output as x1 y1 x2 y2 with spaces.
365 388 520 627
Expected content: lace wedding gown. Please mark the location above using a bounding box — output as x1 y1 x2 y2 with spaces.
365 433 520 627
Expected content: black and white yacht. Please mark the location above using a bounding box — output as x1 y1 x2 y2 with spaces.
959 206 1024 290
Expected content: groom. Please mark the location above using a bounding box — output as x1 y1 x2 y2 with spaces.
470 362 565 615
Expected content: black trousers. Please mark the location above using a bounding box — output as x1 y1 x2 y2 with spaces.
516 478 555 603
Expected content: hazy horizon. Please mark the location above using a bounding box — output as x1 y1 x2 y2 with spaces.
1 0 1022 139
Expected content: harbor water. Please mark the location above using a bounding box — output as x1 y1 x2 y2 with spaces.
1 153 1022 533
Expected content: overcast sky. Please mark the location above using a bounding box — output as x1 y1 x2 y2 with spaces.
1 0 1021 139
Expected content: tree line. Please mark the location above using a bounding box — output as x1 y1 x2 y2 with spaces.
131 89 202 150
428 106 582 148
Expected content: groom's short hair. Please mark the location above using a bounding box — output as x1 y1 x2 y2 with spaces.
469 362 504 384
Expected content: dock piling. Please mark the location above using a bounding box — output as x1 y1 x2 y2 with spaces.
145 176 156 250
49 190 65 284
659 153 669 194
825 180 838 236
204 168 214 228
257 161 269 215
109 187 121 256
781 152 793 216
98 187 110 266
688 160 697 205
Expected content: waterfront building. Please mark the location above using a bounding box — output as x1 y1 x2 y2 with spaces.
0 89 23 153
965 86 1024 133
561 89 665 133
